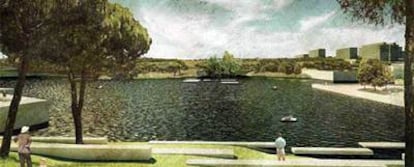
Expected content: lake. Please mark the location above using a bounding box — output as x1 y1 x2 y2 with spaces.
0 78 404 148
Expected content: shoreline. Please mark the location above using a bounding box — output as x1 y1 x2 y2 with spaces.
312 83 404 107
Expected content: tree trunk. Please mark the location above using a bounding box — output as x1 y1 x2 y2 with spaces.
0 54 29 157
405 0 414 166
68 72 84 144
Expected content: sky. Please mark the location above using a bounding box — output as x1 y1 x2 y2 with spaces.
2 0 404 59
110 0 405 59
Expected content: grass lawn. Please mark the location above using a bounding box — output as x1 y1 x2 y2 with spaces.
1 142 308 167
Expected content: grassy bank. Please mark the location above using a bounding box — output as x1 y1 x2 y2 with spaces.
1 142 308 167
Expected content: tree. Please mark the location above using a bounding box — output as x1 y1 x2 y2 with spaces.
199 51 243 78
357 59 392 90
293 63 302 75
39 1 150 144
337 0 414 165
0 0 54 157
357 60 371 88
222 51 241 77
104 3 151 80
166 60 188 76
203 56 223 78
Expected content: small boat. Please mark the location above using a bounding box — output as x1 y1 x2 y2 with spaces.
272 86 278 90
280 115 297 122
96 85 103 89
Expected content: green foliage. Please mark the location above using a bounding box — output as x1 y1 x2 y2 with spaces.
337 0 405 25
136 59 188 76
293 63 302 75
36 1 151 79
251 58 301 75
0 0 53 59
301 57 352 71
357 59 393 90
199 51 243 78
103 3 152 79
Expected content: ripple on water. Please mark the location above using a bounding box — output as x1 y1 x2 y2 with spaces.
2 78 404 147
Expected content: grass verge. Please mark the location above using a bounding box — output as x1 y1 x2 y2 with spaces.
1 142 308 167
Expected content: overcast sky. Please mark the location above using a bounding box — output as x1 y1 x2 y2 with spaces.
0 0 403 59
111 0 404 59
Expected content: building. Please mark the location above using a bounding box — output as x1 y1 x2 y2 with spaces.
360 42 403 62
309 49 326 58
336 47 358 60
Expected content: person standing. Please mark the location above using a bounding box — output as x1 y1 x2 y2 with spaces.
14 126 32 167
275 132 286 161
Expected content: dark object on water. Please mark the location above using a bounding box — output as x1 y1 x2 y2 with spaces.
281 115 297 122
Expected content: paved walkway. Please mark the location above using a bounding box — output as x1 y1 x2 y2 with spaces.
149 140 275 148
291 147 373 155
312 84 403 107
153 148 235 159
187 159 403 167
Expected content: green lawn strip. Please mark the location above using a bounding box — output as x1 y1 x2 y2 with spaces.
1 142 310 166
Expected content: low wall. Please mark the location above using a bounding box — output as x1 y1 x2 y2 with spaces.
302 69 333 81
333 71 358 83
11 143 152 161
0 95 49 132
0 137 108 144
302 69 357 83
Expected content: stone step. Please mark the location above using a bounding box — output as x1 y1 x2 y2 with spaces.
358 142 405 149
149 140 275 148
291 147 374 156
0 136 108 144
0 95 49 133
186 159 403 167
153 148 235 159
10 143 151 161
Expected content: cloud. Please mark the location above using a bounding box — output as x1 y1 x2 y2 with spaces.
299 11 336 32
127 0 404 59
270 0 294 10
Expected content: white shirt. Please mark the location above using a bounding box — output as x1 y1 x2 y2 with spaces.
275 137 286 149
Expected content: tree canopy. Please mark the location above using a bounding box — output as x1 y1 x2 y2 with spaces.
357 59 393 90
337 0 405 25
36 0 151 144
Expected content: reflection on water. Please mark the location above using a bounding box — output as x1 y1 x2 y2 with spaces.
0 78 404 147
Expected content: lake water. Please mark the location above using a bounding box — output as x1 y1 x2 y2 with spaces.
0 78 404 148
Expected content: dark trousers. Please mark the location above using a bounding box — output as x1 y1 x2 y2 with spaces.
18 153 32 167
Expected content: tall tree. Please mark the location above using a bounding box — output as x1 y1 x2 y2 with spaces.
104 3 151 80
39 1 151 144
0 0 53 157
336 0 413 166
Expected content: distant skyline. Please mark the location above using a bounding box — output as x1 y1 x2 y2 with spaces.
111 0 404 59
